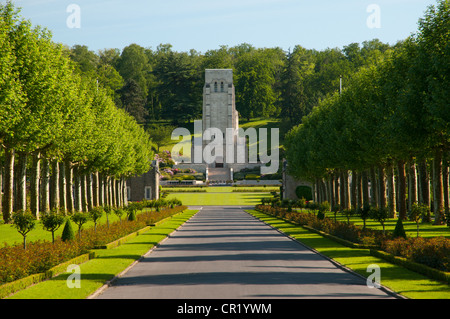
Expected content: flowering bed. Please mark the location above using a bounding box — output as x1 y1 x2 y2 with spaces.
255 204 450 273
0 205 187 286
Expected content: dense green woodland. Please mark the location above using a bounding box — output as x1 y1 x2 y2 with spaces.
0 3 154 222
286 0 450 225
61 21 394 135
0 1 448 225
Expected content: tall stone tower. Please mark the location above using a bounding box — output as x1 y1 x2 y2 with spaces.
202 69 239 168
203 69 239 134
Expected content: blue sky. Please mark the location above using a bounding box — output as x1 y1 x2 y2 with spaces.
13 0 437 53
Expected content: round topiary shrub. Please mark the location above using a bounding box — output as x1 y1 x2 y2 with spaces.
61 219 75 242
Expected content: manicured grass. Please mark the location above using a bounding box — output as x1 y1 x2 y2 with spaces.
163 186 275 206
165 191 271 206
163 186 280 193
158 117 282 153
6 209 198 299
247 209 450 299
0 208 153 246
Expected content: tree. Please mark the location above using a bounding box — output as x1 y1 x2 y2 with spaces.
370 207 389 234
235 48 280 120
41 209 65 243
0 2 23 223
414 0 450 225
408 203 430 237
88 207 103 233
71 211 89 239
12 210 36 249
278 46 315 131
116 43 150 99
118 79 148 123
152 50 202 124
146 125 175 152
0 2 72 219
69 44 99 78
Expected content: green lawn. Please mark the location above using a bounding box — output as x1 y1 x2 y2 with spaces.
6 209 198 299
163 186 280 193
165 191 271 206
0 209 130 246
159 117 282 153
164 186 274 206
247 209 450 299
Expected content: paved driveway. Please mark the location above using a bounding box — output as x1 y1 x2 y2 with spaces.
95 206 397 299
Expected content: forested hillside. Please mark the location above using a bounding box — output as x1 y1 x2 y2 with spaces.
66 32 395 135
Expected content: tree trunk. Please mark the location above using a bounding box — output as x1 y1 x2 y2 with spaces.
356 171 363 209
65 159 74 213
80 173 88 212
14 152 27 212
377 165 386 209
408 157 417 210
339 171 345 210
40 158 50 213
443 156 449 218
418 159 430 205
30 153 41 219
50 160 59 211
334 172 340 209
116 179 122 208
104 175 110 207
73 166 82 212
350 170 357 210
432 148 444 225
328 174 335 210
123 177 128 207
369 167 378 208
98 172 104 207
110 177 116 207
86 172 93 211
362 170 369 209
2 148 15 223
417 158 431 222
344 170 350 209
59 161 67 213
92 172 99 207
397 160 407 220
386 163 396 218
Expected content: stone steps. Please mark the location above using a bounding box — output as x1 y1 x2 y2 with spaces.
208 167 231 181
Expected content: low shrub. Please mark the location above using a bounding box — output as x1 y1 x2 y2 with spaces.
256 204 450 273
382 236 450 272
0 205 187 286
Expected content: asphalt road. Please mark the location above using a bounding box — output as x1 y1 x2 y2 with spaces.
94 206 397 299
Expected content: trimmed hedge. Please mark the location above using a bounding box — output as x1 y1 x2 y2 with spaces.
0 252 95 299
0 204 186 287
255 204 450 274
255 204 390 247
370 249 450 285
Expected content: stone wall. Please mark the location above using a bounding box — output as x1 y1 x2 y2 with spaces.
127 164 159 202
